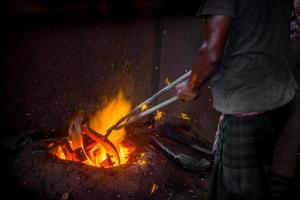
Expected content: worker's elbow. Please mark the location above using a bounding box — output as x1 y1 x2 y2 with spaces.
207 51 222 66
197 45 223 66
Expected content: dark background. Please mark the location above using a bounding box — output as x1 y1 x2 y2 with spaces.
0 0 218 140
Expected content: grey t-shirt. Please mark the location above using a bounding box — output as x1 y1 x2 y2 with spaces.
196 0 298 114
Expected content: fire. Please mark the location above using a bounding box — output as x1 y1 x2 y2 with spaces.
89 91 131 144
50 90 134 168
56 146 66 160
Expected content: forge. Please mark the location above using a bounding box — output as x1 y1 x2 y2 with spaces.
11 89 213 200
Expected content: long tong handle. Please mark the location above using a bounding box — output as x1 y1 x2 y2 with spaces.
109 96 179 131
135 70 191 108
118 70 191 120
128 96 179 123
105 70 191 137
124 70 191 119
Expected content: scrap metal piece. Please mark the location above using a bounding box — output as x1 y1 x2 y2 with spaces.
81 124 121 166
149 135 212 173
74 148 87 162
157 123 213 158
68 116 88 162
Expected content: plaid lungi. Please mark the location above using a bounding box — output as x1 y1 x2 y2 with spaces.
208 103 292 200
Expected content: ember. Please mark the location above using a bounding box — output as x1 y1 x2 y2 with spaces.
164 78 171 85
150 183 159 194
154 110 165 121
178 112 192 121
140 103 149 111
49 90 134 168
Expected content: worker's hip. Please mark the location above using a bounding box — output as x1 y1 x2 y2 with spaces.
213 100 294 168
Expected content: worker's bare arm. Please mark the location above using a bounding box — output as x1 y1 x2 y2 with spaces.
176 15 232 102
190 15 232 90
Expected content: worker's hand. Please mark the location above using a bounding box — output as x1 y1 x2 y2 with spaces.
176 80 199 102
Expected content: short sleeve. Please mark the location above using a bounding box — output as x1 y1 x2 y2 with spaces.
196 0 236 18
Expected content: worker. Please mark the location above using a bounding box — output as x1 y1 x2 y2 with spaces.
176 0 299 199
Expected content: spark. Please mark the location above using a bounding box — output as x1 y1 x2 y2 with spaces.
140 103 149 112
164 78 171 85
150 183 159 194
137 152 147 168
154 110 165 121
178 112 191 121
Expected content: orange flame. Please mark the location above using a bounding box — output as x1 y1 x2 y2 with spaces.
50 90 134 168
89 90 131 144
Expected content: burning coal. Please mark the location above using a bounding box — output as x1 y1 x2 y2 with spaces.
48 71 194 169
49 90 134 168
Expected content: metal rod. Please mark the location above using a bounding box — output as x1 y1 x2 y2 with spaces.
130 96 179 122
121 70 191 119
105 70 191 137
113 96 179 131
135 70 191 109
82 125 121 165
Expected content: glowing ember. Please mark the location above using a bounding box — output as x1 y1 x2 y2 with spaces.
48 142 54 148
153 110 165 121
164 78 171 85
50 90 134 168
56 146 66 160
137 152 147 168
140 103 149 112
178 112 192 121
150 183 159 194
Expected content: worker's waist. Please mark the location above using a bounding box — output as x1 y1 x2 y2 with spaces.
225 112 264 118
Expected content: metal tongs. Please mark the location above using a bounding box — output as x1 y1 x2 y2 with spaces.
81 70 191 166
104 70 192 138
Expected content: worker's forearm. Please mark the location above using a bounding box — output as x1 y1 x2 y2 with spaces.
189 44 220 91
187 15 231 91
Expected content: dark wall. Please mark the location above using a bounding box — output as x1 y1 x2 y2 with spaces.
1 16 158 135
157 16 219 142
2 0 202 16
0 1 208 138
1 0 299 144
